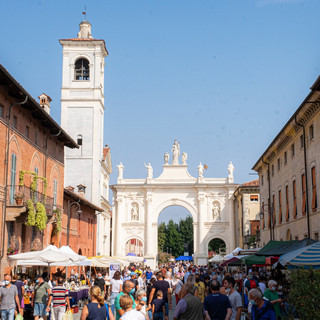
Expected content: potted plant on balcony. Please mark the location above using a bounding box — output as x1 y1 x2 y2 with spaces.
14 191 24 205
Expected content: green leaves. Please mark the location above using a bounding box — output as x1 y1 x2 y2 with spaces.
35 202 47 231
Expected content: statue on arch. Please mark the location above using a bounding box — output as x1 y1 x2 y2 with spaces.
182 152 187 165
144 163 153 179
212 203 221 221
171 140 180 165
198 162 204 178
131 203 139 221
164 152 169 164
117 162 124 180
228 161 235 181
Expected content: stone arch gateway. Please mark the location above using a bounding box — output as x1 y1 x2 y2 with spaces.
111 142 238 268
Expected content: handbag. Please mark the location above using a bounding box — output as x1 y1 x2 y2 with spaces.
62 310 73 320
15 314 23 320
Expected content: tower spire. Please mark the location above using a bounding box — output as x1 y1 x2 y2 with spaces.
82 5 87 20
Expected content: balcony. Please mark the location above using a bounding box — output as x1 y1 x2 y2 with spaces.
6 185 59 221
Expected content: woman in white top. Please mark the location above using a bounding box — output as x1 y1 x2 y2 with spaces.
172 274 183 304
110 271 123 316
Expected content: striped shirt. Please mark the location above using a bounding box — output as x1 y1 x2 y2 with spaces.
51 286 68 307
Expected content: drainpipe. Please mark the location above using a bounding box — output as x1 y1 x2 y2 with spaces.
295 115 310 238
1 96 28 273
262 158 273 240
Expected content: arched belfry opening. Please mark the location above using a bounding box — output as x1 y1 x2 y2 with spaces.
111 141 237 268
74 58 90 80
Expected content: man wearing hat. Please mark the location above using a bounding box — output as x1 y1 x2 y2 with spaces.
130 272 139 294
31 275 51 320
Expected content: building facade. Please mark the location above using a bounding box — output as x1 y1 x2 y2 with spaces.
0 64 78 275
233 180 260 249
111 142 238 268
60 20 112 255
61 187 102 257
253 76 320 245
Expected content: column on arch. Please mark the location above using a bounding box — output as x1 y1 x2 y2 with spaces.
197 193 207 263
114 194 124 256
144 193 153 256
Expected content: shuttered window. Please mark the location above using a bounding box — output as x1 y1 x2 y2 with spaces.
278 190 282 224
312 167 317 212
302 174 306 215
53 179 57 206
9 153 17 204
293 180 297 219
285 185 289 221
272 195 276 226
262 201 265 229
268 198 271 228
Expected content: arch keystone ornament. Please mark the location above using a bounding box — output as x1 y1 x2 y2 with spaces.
111 142 238 268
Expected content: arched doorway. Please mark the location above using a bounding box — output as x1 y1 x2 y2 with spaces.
158 206 193 262
286 229 292 241
125 238 143 256
208 238 226 256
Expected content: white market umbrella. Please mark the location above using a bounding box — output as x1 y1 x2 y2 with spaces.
88 256 127 268
208 254 224 263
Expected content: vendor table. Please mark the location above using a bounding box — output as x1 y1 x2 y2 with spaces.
68 288 89 305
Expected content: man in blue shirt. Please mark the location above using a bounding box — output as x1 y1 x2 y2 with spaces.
249 288 276 320
203 280 232 320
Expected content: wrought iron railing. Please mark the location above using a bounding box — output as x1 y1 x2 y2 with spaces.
7 185 60 216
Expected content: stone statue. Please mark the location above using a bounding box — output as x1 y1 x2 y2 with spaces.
164 152 169 164
228 161 235 180
182 152 187 165
144 163 153 179
117 162 124 180
212 203 221 220
131 203 139 221
198 162 204 178
171 140 180 165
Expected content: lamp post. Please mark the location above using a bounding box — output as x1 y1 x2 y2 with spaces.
259 203 274 241
66 200 82 246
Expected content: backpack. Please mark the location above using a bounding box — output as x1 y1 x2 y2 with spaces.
249 279 257 288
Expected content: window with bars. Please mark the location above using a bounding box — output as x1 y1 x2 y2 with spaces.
293 180 297 219
291 143 295 157
74 58 90 80
302 173 306 215
278 190 282 223
309 124 314 140
312 167 317 212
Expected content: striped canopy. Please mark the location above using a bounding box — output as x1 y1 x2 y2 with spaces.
279 241 320 269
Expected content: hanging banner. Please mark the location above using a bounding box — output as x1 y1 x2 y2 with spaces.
110 263 120 279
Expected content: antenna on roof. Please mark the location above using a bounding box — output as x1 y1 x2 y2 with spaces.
82 5 87 20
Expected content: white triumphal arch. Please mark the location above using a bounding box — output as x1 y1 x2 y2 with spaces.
111 142 237 268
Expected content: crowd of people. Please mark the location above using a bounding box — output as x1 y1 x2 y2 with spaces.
0 262 297 320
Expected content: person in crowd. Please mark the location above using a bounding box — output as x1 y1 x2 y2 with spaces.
152 290 165 320
115 280 136 320
120 294 146 320
258 276 266 294
32 275 51 320
203 275 211 297
146 277 156 320
0 274 21 320
172 274 183 304
137 273 145 290
203 280 232 320
130 272 139 294
194 273 205 303
223 276 242 320
263 280 282 319
146 268 153 284
80 271 86 285
164 272 173 292
94 272 106 298
80 285 114 320
249 288 276 320
48 277 70 320
148 272 171 320
183 267 192 283
135 289 150 319
11 275 25 317
110 271 123 316
173 283 205 320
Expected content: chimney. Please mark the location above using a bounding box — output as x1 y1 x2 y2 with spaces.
65 186 75 192
77 184 86 198
38 93 52 114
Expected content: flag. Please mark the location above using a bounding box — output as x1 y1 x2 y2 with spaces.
204 164 208 170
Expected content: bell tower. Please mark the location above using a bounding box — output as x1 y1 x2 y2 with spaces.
60 21 112 255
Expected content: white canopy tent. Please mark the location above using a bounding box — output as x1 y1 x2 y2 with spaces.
88 256 128 268
208 254 224 263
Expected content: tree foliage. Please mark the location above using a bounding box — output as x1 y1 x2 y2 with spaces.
288 268 320 320
208 238 226 254
158 216 194 257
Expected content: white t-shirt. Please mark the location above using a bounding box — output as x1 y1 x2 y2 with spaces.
110 279 123 293
120 309 146 320
172 279 183 294
259 282 266 293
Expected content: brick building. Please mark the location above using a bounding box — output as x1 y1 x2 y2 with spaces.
62 187 102 257
0 65 78 275
253 75 320 245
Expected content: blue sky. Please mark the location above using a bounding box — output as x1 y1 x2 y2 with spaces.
2 0 320 222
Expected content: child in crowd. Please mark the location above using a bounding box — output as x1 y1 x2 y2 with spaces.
119 295 146 320
151 291 165 320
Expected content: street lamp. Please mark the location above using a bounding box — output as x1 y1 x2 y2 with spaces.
66 200 82 246
259 203 274 241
